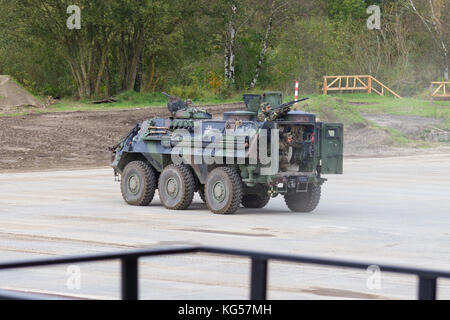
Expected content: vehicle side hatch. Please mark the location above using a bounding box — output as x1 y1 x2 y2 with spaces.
320 123 343 174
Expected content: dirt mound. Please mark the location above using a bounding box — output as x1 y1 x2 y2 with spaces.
362 112 449 142
0 76 44 113
362 113 444 136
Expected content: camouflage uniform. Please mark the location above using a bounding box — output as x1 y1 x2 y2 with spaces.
257 102 272 121
279 126 304 171
279 132 293 172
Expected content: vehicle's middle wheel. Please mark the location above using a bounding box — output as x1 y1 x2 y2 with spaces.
158 164 195 210
241 194 271 208
205 167 242 214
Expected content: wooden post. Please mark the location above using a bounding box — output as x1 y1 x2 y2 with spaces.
323 77 327 95
368 76 372 94
430 83 433 105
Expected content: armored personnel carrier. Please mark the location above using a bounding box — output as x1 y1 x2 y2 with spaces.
111 92 343 214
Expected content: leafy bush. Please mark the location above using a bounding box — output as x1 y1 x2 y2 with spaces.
115 91 167 105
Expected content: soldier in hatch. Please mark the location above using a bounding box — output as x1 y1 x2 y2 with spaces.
279 126 305 172
257 102 272 121
279 131 293 172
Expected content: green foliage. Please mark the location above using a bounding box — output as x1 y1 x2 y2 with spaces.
0 0 447 101
328 0 367 21
168 85 206 100
291 94 368 126
115 91 168 105
264 17 351 93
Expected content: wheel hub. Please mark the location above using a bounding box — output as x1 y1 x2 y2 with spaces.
212 181 226 202
166 177 179 198
128 174 140 195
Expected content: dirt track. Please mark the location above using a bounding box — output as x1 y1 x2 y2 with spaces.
1 104 449 173
0 104 244 172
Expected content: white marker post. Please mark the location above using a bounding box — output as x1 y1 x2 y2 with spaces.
294 81 299 104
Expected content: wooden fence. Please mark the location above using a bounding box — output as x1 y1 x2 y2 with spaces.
323 75 401 98
430 81 450 103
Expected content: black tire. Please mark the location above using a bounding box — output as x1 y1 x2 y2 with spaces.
198 185 206 203
158 164 195 210
121 161 157 206
241 194 270 209
205 167 242 214
284 184 321 213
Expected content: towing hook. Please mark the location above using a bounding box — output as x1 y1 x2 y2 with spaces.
113 169 121 182
268 187 278 198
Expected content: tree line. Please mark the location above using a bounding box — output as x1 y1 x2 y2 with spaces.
0 0 448 99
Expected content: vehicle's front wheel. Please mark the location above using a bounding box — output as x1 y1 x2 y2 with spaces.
284 184 321 213
241 194 270 208
121 161 157 206
205 167 242 214
158 164 195 210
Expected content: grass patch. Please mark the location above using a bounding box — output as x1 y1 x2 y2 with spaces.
114 90 243 105
284 94 369 127
46 91 243 113
284 93 449 131
384 127 410 147
333 93 450 130
2 91 449 135
1 91 447 149
289 93 449 146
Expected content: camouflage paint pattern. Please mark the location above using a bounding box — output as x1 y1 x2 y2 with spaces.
111 92 343 194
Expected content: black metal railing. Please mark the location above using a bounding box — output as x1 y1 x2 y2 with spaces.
0 245 449 300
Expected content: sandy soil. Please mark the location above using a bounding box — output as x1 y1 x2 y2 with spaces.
0 104 449 173
0 75 44 111
362 112 449 143
362 112 444 136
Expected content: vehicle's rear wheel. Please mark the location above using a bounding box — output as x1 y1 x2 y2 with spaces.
198 185 206 203
284 184 321 213
241 194 270 208
205 167 242 214
121 161 157 206
158 164 195 210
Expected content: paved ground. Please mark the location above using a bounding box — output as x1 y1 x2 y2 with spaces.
0 154 449 299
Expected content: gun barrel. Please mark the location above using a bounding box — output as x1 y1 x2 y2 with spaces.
162 92 172 99
270 98 309 111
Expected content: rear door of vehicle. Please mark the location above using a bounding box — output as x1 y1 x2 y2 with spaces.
320 123 343 174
